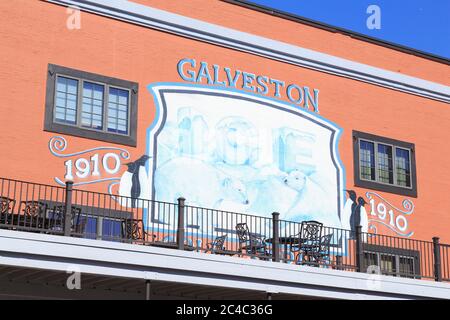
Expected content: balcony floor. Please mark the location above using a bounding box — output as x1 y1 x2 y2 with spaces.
0 229 449 300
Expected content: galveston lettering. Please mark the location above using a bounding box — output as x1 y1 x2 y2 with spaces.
177 58 320 113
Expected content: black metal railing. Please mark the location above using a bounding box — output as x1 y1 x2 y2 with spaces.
0 178 67 235
0 177 448 282
441 243 450 282
277 219 358 271
360 231 436 280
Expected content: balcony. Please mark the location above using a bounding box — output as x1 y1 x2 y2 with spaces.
0 177 449 299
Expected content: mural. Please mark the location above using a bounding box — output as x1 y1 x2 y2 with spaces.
365 191 414 237
45 57 416 239
49 135 130 190
340 189 415 238
118 155 151 208
137 84 345 230
176 58 320 113
342 190 369 235
47 90 415 238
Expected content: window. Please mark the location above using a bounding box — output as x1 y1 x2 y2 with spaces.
55 76 78 125
101 218 123 242
84 217 98 240
40 201 130 241
80 81 104 130
80 216 123 241
45 64 138 146
363 244 420 279
353 131 417 197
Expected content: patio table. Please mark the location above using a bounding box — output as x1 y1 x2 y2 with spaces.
265 236 301 262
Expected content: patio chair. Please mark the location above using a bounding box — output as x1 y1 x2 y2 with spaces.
121 218 146 242
71 207 87 237
0 196 15 225
316 233 333 265
235 223 269 259
48 205 86 236
206 234 227 253
205 234 239 256
17 201 48 229
291 220 323 265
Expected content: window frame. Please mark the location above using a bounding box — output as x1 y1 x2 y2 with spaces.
44 64 138 146
77 78 107 131
363 244 421 279
42 200 132 240
353 130 417 197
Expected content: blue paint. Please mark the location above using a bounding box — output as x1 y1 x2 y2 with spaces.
256 75 269 95
196 61 213 84
269 78 285 98
304 87 320 113
176 58 320 112
176 58 197 82
224 67 242 88
286 84 304 104
242 72 256 92
212 64 227 86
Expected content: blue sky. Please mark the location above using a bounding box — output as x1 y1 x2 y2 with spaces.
244 0 450 59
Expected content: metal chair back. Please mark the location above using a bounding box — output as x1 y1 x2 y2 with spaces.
21 201 47 218
50 205 84 234
122 218 144 241
319 233 333 258
208 234 227 253
212 234 227 249
235 222 250 243
0 196 16 225
0 196 15 214
298 220 323 244
235 222 267 256
71 207 86 235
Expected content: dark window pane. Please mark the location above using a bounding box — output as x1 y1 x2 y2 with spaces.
359 140 375 181
364 252 378 269
107 87 129 135
399 256 415 278
395 148 411 187
102 219 122 242
377 144 393 184
54 76 78 125
380 254 396 276
84 217 98 239
81 81 104 130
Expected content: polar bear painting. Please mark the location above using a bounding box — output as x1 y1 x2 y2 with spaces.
154 156 250 228
247 174 298 218
154 157 249 209
283 169 341 228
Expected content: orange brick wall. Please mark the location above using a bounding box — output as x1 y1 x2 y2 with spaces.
0 0 449 242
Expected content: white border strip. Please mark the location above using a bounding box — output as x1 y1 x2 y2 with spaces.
45 0 450 103
1 229 449 299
